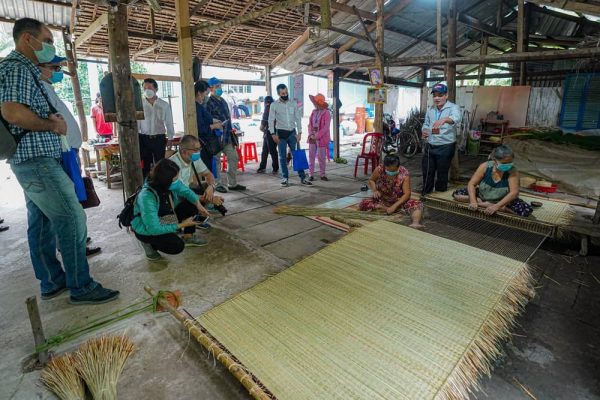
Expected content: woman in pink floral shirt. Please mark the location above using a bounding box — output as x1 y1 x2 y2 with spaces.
307 93 331 181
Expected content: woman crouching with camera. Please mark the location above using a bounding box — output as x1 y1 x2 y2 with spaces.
131 159 210 260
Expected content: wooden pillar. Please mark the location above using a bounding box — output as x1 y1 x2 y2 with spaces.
108 4 143 198
374 0 384 134
447 0 459 181
496 0 503 32
593 200 600 224
332 50 341 159
62 29 90 169
26 296 48 365
420 68 428 114
265 64 272 97
478 35 488 86
175 0 198 136
517 0 526 85
436 0 443 57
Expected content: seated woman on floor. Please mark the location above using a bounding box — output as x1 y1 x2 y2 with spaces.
131 159 210 260
452 145 533 217
358 153 424 228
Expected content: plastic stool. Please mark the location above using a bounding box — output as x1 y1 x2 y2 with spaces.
220 151 245 172
242 142 258 163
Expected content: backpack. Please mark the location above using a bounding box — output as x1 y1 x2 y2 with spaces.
117 186 157 230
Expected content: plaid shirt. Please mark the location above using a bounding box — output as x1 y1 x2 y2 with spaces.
0 50 61 164
206 95 233 144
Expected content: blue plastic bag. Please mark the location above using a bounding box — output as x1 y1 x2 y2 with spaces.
292 145 309 172
61 147 87 202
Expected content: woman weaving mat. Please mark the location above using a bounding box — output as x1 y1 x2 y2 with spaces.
358 153 425 228
452 145 534 217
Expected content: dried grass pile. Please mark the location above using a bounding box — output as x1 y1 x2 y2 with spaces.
41 354 85 400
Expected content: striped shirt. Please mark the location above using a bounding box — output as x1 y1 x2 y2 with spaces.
0 50 61 164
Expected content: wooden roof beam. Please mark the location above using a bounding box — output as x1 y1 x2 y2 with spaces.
327 2 376 22
191 0 212 15
74 13 107 48
525 0 600 17
191 0 312 35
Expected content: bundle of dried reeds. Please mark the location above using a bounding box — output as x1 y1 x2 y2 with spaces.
41 354 85 400
74 335 135 400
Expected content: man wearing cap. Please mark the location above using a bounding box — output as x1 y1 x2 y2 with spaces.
0 18 119 304
268 83 312 187
421 82 462 195
206 77 246 192
257 95 279 174
38 56 102 257
138 78 175 177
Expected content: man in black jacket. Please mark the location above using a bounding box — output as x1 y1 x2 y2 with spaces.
257 96 279 174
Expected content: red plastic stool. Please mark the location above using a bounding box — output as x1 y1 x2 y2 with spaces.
242 142 258 164
220 150 245 172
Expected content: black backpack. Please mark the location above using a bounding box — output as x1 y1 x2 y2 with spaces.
117 186 157 229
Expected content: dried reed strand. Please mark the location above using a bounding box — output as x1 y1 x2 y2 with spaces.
40 354 85 400
513 377 538 400
74 334 135 400
274 205 391 221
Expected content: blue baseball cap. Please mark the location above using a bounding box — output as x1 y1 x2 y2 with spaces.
431 82 448 94
48 55 67 64
207 77 223 87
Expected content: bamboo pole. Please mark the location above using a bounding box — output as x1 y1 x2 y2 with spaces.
192 0 312 35
517 0 526 85
447 0 459 181
144 286 272 400
332 50 340 159
62 29 90 169
108 4 143 198
374 0 384 134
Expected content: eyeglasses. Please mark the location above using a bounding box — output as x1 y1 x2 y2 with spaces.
183 147 201 152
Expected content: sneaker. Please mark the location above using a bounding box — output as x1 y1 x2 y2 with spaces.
215 185 228 193
184 235 208 247
301 179 313 186
214 204 228 216
320 176 329 181
86 246 102 257
68 284 120 305
257 168 266 174
228 184 247 191
41 286 68 300
280 179 289 187
141 242 161 261
308 176 314 182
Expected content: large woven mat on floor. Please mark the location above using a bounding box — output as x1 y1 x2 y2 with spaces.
427 189 573 226
197 221 533 400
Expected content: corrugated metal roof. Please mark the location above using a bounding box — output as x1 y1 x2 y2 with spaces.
0 0 71 29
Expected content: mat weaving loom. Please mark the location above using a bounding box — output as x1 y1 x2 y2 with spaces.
189 221 534 399
425 190 574 237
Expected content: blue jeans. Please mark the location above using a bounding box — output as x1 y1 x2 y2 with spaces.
277 133 306 180
11 157 97 296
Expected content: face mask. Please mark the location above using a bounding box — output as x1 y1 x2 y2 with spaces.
385 170 399 176
281 95 289 101
496 162 514 172
49 71 64 84
215 88 223 97
30 37 56 64
190 152 201 162
144 89 155 99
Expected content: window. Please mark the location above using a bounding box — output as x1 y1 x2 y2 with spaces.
560 73 600 130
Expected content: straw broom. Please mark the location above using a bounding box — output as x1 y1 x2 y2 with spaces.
74 334 135 400
41 354 85 400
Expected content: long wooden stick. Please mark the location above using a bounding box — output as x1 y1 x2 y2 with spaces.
144 286 273 400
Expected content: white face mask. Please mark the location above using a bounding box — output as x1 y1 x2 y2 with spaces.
144 89 155 99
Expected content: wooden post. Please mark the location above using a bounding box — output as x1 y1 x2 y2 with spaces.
517 0 526 85
496 0 503 32
374 0 384 134
593 200 600 224
447 0 460 181
420 68 428 114
436 0 443 57
62 29 90 169
26 296 48 365
265 64 272 96
108 4 143 198
321 0 332 29
332 50 340 159
175 0 198 137
478 35 488 86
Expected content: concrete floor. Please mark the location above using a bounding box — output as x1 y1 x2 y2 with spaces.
0 146 598 400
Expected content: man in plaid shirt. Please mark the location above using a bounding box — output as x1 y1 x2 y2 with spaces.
0 18 118 305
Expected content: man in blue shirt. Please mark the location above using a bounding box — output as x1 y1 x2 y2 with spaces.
0 18 118 305
421 82 462 195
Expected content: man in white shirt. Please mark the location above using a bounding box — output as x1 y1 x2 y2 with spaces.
138 78 175 177
268 83 312 187
38 56 101 257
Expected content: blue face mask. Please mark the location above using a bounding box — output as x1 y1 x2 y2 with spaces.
385 170 399 176
190 152 201 162
30 37 56 64
49 71 64 84
215 88 223 97
496 162 514 172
